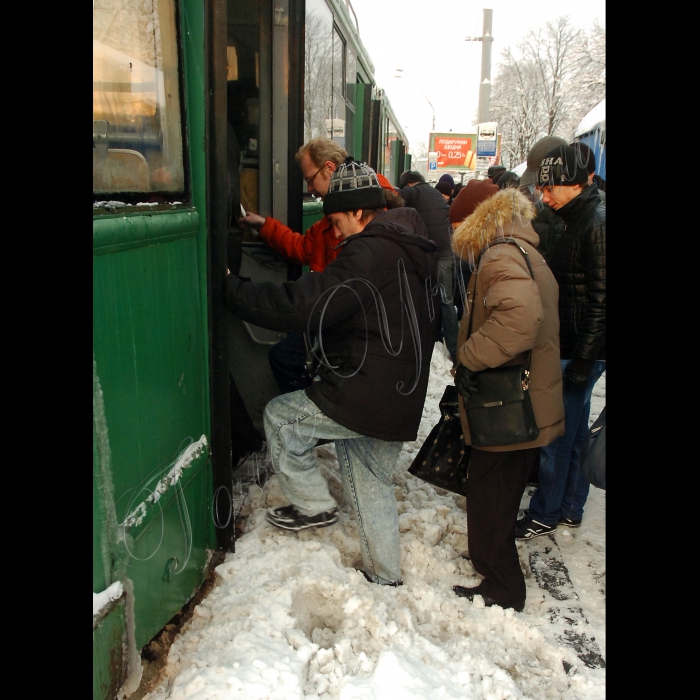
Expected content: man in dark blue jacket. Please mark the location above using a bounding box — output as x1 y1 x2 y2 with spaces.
226 159 440 585
516 145 606 539
398 170 459 364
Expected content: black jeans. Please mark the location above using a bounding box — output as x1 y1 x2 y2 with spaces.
436 257 459 362
466 447 539 607
268 333 312 394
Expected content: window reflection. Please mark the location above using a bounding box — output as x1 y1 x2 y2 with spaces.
304 0 334 144
93 0 185 195
226 0 261 227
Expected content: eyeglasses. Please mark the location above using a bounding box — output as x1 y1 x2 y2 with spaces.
305 166 324 187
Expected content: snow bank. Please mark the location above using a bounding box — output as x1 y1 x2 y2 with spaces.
142 345 606 700
93 581 124 617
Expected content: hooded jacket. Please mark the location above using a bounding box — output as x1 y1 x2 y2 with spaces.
452 189 565 451
398 182 453 259
547 184 606 362
226 208 440 441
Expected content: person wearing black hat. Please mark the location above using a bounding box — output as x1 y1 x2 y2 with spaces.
226 158 440 586
435 181 452 201
519 136 568 262
516 145 606 540
570 142 606 204
486 164 506 183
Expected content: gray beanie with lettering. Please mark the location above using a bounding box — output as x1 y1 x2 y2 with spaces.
520 136 568 186
323 157 386 215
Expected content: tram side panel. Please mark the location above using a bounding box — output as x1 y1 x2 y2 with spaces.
93 0 216 697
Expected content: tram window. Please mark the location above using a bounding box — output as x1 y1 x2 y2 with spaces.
344 45 356 158
93 0 185 196
385 118 399 183
227 0 262 217
330 27 346 151
304 0 334 145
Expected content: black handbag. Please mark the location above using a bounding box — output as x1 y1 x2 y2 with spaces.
408 385 470 496
462 239 540 448
581 406 605 489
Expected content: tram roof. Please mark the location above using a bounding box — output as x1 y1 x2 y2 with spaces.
575 99 605 137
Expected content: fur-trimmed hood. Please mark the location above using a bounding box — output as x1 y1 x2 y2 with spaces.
452 188 538 260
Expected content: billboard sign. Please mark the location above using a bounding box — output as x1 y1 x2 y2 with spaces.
429 133 501 171
476 122 498 157
429 134 476 170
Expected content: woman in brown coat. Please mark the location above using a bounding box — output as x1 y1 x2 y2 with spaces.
450 187 565 612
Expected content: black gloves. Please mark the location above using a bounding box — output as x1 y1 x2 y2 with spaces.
455 364 480 399
563 357 594 391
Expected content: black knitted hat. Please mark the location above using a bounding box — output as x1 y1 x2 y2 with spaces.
537 145 589 188
487 164 506 178
571 142 596 175
435 181 452 197
323 157 386 215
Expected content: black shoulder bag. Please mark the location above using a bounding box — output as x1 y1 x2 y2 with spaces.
407 385 469 497
581 406 605 490
463 240 540 448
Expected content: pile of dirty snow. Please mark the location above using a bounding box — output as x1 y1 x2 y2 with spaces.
143 344 606 700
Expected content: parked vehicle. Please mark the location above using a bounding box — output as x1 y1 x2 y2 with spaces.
93 2 410 697
574 98 606 181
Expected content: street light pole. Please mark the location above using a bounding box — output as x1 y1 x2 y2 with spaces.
465 8 494 124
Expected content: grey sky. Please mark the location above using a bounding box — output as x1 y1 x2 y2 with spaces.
347 0 606 153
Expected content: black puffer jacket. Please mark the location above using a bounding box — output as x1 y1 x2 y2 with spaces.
547 185 605 362
226 208 440 441
532 200 565 263
398 182 452 259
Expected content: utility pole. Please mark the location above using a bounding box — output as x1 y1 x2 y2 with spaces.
465 9 493 125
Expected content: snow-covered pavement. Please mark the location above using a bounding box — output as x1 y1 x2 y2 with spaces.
142 346 606 700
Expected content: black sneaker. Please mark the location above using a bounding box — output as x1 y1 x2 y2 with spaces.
357 569 403 586
267 504 338 532
558 516 582 528
515 517 556 540
452 586 524 613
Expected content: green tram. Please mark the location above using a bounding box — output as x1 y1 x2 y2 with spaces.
93 1 409 697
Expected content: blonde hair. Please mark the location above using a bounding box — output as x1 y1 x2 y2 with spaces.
296 137 348 168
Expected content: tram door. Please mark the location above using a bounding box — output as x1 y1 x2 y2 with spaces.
223 0 305 434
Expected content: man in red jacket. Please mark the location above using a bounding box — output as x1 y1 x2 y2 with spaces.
240 137 347 272
240 138 398 393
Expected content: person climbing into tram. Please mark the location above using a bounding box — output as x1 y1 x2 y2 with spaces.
226 158 440 585
239 137 398 394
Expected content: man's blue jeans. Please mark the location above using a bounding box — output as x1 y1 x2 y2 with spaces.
264 390 403 584
527 359 606 526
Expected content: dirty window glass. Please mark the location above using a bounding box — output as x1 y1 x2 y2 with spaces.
93 0 185 195
304 0 334 144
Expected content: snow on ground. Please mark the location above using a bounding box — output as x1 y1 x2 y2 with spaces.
143 346 606 700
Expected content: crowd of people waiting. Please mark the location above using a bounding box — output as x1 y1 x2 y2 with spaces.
226 134 606 610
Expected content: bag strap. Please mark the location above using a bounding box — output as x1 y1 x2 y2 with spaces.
466 238 536 371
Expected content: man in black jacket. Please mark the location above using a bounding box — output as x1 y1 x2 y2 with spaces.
516 145 606 539
398 170 459 364
226 159 440 585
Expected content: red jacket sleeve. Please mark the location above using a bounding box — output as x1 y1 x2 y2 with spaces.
257 216 339 271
